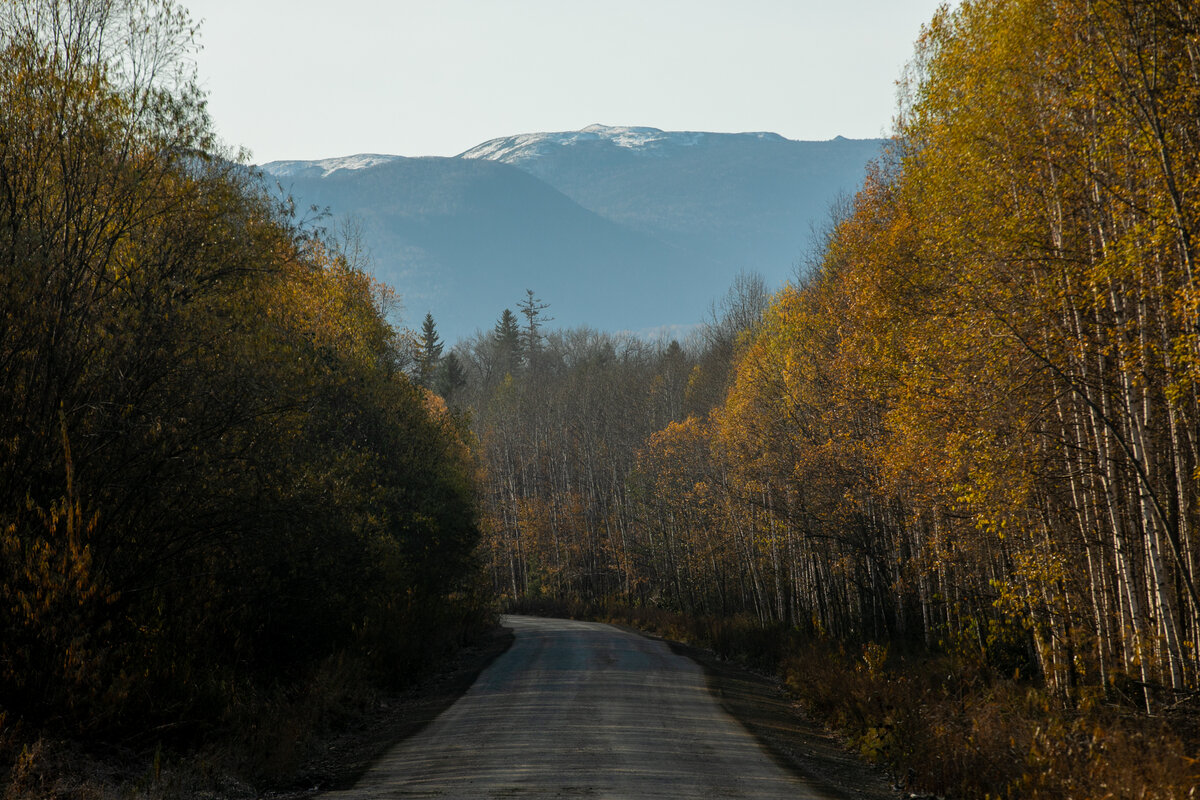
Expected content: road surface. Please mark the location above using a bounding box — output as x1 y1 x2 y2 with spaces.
323 615 835 799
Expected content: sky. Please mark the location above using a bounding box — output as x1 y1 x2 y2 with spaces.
183 0 951 164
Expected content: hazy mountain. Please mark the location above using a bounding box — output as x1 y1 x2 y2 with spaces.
461 125 883 269
260 126 884 342
262 155 717 341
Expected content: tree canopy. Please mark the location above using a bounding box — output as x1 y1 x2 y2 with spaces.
0 0 482 735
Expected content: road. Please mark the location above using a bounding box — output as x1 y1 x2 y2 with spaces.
323 615 835 799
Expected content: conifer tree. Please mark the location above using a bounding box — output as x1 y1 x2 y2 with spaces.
437 352 467 405
518 290 551 368
493 308 521 378
417 312 443 388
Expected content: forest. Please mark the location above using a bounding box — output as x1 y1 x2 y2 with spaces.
463 0 1200 700
444 0 1200 795
0 0 486 782
4 0 1200 797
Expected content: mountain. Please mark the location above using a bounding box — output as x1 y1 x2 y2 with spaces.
460 125 882 269
261 156 719 341
259 126 884 342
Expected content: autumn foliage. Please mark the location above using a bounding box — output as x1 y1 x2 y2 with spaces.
0 0 482 754
472 0 1200 794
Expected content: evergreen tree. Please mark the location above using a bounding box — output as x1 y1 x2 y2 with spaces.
417 312 443 388
437 352 468 405
493 308 521 378
517 290 552 368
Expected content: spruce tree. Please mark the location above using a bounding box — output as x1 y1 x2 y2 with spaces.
437 352 467 405
417 312 443 388
493 308 521 378
517 290 551 367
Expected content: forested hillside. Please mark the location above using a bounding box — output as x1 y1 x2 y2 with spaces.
452 0 1200 795
0 0 485 779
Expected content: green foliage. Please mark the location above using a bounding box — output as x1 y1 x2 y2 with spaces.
491 308 522 380
436 351 467 406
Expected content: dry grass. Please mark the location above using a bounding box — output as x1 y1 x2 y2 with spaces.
780 641 1199 799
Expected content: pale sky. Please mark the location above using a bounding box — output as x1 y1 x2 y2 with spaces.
183 0 951 163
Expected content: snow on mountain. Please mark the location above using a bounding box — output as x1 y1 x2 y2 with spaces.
258 153 402 178
249 126 883 343
256 126 794 176
458 124 786 165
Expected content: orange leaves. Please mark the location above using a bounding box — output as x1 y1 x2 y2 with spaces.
263 238 394 375
629 0 1200 688
639 416 716 507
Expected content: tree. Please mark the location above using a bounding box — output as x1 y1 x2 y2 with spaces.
461 0 1200 708
686 271 770 415
0 0 484 737
437 351 467 405
416 311 444 388
493 308 522 378
517 290 552 368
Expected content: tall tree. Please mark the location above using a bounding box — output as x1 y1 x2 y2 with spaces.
416 311 444 388
493 308 522 379
518 290 552 368
437 351 467 405
0 0 484 736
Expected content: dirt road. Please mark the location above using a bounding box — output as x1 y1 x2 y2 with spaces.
322 615 836 799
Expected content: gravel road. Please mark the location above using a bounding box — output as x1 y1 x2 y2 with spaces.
322 615 835 799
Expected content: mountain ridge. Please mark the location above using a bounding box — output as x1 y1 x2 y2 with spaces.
455 124 792 164
256 126 885 342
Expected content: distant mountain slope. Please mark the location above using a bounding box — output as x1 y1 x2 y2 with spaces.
263 153 403 179
260 127 884 342
460 125 883 270
263 155 719 340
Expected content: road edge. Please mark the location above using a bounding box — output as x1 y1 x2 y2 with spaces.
269 625 515 797
654 633 902 800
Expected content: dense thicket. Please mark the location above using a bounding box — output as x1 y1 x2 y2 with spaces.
472 0 1200 715
0 0 481 737
456 319 694 603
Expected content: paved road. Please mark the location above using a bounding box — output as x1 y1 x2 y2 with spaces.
324 615 834 799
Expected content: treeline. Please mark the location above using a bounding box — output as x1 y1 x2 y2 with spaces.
466 0 1200 715
0 0 482 746
445 282 761 606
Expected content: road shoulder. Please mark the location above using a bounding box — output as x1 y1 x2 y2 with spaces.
662 637 901 800
276 617 896 800
268 625 515 797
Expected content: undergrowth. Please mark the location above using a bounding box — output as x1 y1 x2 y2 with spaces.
507 598 1200 799
1 592 497 800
